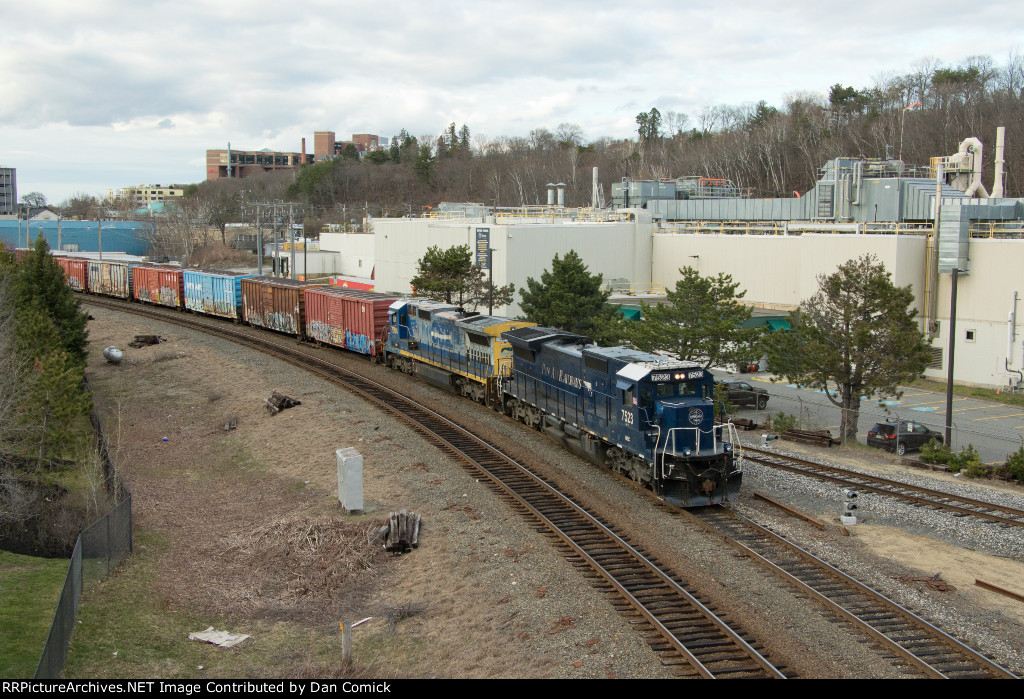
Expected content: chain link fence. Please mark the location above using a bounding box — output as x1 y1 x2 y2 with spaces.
32 403 132 680
756 388 1024 465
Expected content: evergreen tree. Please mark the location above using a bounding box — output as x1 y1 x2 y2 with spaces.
766 254 931 443
16 307 92 467
518 251 619 342
6 236 93 467
413 144 434 183
411 244 513 311
626 266 763 369
13 235 89 363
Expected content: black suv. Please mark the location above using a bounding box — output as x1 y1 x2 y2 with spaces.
717 381 769 410
866 420 943 456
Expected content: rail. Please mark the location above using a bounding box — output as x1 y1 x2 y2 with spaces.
689 506 1017 678
970 222 1024 239
656 221 935 236
493 206 633 224
602 281 665 296
84 297 790 679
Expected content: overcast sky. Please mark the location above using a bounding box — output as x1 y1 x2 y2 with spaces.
2 0 1022 203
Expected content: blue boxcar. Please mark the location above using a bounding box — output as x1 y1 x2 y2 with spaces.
183 270 256 321
501 326 741 507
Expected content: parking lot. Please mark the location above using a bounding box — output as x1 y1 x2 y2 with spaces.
722 373 1024 465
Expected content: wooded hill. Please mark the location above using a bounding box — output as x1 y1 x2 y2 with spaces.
68 54 1024 226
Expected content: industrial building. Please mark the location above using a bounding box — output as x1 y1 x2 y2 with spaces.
324 128 1023 390
207 131 386 179
0 167 16 217
205 145 314 181
106 184 186 207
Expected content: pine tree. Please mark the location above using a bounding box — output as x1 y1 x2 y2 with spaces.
518 251 619 342
411 245 513 311
13 235 89 363
626 266 763 369
766 254 931 443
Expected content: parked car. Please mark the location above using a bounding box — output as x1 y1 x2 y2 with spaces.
717 381 769 410
866 420 943 456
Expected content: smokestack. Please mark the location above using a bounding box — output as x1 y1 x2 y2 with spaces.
302 137 306 165
556 183 566 208
592 167 599 208
546 183 556 207
993 126 1006 198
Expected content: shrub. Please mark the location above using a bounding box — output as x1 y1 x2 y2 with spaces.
947 443 981 474
1004 445 1024 483
771 412 799 433
919 438 952 465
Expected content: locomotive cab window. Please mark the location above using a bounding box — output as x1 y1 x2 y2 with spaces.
639 389 654 411
653 381 696 398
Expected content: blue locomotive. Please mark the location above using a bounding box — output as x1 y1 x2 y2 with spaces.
501 326 741 507
384 298 536 405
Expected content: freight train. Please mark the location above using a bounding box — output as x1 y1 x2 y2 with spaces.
32 252 742 507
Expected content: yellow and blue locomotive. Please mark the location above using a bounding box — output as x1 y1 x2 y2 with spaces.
384 298 535 405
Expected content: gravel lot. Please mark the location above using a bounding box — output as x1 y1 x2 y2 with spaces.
82 303 1024 679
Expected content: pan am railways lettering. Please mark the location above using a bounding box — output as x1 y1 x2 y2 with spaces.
539 363 591 393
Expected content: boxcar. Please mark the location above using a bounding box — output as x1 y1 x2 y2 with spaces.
240 276 325 336
304 288 397 356
87 260 134 299
183 270 257 321
55 257 89 291
132 265 185 309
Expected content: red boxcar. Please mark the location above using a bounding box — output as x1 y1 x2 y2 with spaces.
55 256 89 291
304 288 398 356
132 265 185 309
241 276 325 336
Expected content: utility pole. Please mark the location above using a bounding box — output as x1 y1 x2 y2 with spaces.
488 247 494 315
944 268 960 447
289 203 296 280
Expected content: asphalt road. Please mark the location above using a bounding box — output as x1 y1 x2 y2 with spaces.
720 371 1024 465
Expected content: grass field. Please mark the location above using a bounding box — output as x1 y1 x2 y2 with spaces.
0 551 70 679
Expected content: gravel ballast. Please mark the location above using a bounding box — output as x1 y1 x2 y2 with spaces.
80 304 1024 678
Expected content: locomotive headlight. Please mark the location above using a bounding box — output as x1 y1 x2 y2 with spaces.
683 448 692 457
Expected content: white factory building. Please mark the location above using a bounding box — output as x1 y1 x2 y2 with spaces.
321 136 1024 391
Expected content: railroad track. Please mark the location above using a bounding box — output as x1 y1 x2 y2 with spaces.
86 298 791 679
685 505 1018 679
742 445 1024 528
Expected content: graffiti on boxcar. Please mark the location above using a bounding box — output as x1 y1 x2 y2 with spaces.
346 330 372 355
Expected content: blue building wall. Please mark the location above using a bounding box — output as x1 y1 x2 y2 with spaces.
0 220 153 257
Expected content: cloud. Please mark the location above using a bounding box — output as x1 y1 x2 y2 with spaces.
2 0 1023 200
